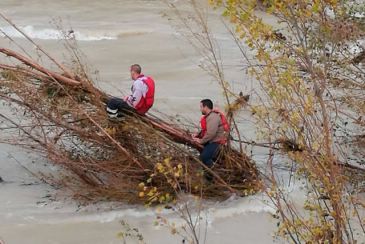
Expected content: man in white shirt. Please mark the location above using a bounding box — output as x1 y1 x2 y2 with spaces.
107 64 155 118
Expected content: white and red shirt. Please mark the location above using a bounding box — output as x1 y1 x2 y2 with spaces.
126 74 155 114
126 75 148 108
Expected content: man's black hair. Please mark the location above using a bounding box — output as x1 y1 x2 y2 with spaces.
200 99 213 109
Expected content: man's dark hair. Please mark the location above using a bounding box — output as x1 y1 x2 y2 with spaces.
200 99 213 109
131 64 142 74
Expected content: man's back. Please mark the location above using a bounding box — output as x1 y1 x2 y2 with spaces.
200 112 226 144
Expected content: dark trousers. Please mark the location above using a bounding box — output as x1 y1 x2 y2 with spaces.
106 97 135 118
200 142 221 168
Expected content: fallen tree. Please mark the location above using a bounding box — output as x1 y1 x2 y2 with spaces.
0 43 259 204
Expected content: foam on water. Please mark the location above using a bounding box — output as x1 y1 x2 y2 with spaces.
207 195 275 219
23 194 275 226
0 25 117 41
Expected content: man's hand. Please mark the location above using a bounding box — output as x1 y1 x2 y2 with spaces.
123 95 129 101
193 137 202 144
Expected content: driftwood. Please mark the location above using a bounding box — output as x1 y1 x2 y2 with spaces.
0 48 81 86
0 47 259 203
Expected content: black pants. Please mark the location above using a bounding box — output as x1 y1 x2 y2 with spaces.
106 97 135 118
200 142 221 167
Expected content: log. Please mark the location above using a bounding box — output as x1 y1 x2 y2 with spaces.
0 48 80 86
145 116 203 151
0 12 76 80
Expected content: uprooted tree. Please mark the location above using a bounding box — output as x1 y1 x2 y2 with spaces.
0 14 260 205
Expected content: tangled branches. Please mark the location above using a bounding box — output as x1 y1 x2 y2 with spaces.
0 44 259 204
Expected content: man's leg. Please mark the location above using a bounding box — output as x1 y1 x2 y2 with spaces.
199 142 221 167
199 142 220 182
106 97 134 118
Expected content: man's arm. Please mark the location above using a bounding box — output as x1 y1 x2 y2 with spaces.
126 80 145 108
200 114 220 144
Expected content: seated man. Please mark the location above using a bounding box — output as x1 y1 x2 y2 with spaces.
192 99 229 168
106 64 155 118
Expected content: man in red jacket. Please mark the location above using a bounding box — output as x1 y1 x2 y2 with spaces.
106 64 155 118
193 99 229 168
